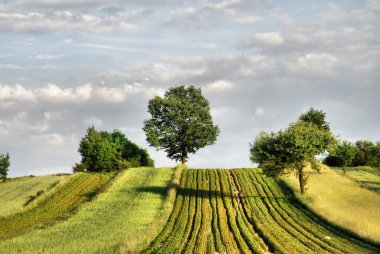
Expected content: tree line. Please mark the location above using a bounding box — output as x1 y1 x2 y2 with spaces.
324 140 380 168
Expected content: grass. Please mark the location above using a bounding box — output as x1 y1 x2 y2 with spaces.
333 166 380 193
281 165 380 244
0 167 178 254
144 168 379 253
0 174 68 217
0 172 113 240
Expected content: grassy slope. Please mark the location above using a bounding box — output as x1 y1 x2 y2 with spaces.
333 166 380 194
0 175 67 217
144 168 378 254
0 167 178 254
281 165 380 243
0 173 113 240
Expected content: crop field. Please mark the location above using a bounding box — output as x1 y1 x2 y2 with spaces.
144 168 380 254
0 173 112 240
0 167 178 254
0 174 67 217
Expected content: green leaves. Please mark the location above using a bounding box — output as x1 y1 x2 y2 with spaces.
0 153 10 181
250 109 335 193
77 127 154 172
143 86 220 163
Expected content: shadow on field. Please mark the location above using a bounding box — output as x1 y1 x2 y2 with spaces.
135 185 291 200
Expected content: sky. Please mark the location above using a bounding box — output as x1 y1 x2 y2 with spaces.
0 0 379 176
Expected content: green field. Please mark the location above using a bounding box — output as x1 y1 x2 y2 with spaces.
0 167 178 254
1 166 379 253
144 168 379 254
334 166 380 193
0 172 113 240
0 174 68 217
281 165 380 243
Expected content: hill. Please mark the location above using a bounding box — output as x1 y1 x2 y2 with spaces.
281 165 380 243
0 174 67 217
144 168 379 253
0 167 179 253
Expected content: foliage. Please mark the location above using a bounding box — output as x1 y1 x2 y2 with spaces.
353 140 380 167
77 127 154 172
0 153 10 181
298 107 330 131
324 140 380 168
324 141 357 167
144 168 379 253
250 120 334 194
143 85 220 164
0 167 176 254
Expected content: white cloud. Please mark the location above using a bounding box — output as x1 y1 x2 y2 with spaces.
96 87 126 103
254 32 284 46
255 106 265 117
36 83 93 102
0 11 138 33
204 80 235 93
34 54 64 60
0 64 24 70
0 84 35 101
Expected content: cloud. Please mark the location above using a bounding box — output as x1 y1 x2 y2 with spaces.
37 83 93 102
204 80 235 93
0 84 36 101
0 11 138 33
255 106 265 117
242 32 285 48
33 54 64 60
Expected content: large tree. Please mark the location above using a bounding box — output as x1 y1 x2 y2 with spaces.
143 86 220 164
250 113 334 194
0 153 10 182
298 107 330 131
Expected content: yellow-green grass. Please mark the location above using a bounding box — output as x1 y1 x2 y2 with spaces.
0 167 178 254
281 165 380 244
0 174 68 217
333 166 380 193
144 168 379 254
0 172 113 240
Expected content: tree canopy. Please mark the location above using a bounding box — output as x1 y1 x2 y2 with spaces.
250 109 335 194
324 139 380 168
0 153 10 181
143 85 220 164
75 127 154 172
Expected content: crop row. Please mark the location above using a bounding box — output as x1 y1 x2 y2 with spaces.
143 168 379 254
0 173 112 240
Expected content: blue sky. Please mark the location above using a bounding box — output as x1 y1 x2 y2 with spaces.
1 0 379 176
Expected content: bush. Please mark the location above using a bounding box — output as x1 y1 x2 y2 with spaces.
74 127 154 172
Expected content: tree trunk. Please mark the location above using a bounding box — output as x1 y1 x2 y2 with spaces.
181 155 187 165
298 167 305 195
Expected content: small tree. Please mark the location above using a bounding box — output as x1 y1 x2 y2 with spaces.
0 153 10 182
143 86 220 164
324 141 357 167
251 119 334 195
77 127 154 172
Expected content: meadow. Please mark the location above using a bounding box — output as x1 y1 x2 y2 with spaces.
0 167 179 254
144 168 379 254
281 165 380 243
333 166 380 193
0 174 67 217
0 173 112 240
